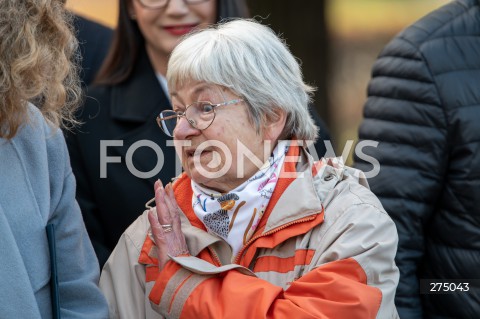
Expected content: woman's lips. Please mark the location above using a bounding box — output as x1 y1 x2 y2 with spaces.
186 149 211 158
185 149 215 166
163 24 198 36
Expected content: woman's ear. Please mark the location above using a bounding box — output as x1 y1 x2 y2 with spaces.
263 110 287 141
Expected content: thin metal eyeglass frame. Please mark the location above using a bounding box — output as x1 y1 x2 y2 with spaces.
156 99 244 137
136 0 210 9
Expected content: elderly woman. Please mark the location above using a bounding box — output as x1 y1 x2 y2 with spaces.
100 19 399 318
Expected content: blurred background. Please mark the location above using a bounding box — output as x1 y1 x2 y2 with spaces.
66 0 450 163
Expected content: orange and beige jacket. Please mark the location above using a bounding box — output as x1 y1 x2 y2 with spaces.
100 146 400 319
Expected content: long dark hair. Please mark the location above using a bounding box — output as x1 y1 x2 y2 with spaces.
94 0 250 85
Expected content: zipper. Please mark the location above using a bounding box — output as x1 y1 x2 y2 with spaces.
233 214 318 265
208 247 223 266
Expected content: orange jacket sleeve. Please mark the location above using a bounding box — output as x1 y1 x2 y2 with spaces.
149 257 381 319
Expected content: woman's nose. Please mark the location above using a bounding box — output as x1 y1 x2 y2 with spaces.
164 0 189 16
174 116 201 140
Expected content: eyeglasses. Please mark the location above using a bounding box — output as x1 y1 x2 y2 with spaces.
136 0 210 9
156 99 244 137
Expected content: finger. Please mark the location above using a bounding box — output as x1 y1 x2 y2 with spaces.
164 183 182 232
148 209 169 268
162 184 189 253
164 185 184 247
154 179 164 192
155 186 173 226
165 183 180 211
163 183 178 219
154 179 168 220
164 185 189 250
165 184 183 233
148 209 165 242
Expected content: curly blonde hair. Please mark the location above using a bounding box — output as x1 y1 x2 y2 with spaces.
0 0 81 139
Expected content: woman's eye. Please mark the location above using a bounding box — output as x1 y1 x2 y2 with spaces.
201 103 214 113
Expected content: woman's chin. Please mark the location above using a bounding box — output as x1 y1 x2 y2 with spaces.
185 167 228 191
187 168 215 185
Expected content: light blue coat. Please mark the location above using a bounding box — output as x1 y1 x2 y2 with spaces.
0 104 108 318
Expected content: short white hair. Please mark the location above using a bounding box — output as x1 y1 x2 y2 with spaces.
167 19 318 141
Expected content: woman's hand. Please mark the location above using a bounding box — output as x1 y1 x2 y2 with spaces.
148 180 189 270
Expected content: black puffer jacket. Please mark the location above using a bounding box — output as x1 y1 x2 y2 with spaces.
355 0 480 318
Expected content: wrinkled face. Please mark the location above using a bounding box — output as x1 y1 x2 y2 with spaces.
130 0 216 61
171 81 272 193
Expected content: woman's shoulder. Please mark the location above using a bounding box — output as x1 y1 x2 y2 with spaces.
314 158 387 220
8 104 70 207
12 103 63 151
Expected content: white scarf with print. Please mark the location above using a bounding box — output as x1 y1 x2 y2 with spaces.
191 141 289 259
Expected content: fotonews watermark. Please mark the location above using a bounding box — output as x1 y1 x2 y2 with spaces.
99 139 380 179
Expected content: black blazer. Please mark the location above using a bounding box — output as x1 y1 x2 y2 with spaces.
67 47 331 267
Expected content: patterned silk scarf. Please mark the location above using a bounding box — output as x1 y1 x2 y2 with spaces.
191 141 289 258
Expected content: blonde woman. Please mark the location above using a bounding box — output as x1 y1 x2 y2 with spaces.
0 0 108 317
